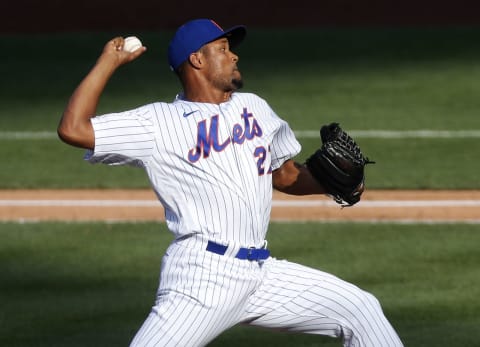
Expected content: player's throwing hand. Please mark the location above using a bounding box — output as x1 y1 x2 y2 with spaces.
100 36 146 67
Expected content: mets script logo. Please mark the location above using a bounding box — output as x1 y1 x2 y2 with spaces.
188 108 263 163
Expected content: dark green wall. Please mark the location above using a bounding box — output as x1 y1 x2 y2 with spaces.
1 0 480 33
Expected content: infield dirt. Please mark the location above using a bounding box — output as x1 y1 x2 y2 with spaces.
1 190 479 222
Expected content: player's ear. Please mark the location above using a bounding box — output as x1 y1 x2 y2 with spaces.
188 52 204 69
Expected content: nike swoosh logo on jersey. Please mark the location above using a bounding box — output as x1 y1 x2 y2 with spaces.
183 110 198 117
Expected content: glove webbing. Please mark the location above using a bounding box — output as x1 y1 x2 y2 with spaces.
336 130 374 166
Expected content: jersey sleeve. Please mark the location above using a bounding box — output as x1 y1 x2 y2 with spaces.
268 107 301 171
84 105 156 167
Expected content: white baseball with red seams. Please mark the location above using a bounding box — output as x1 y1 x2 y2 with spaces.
85 91 403 347
123 36 142 52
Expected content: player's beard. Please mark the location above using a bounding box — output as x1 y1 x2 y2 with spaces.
214 75 243 93
211 68 243 93
232 77 243 90
230 68 243 90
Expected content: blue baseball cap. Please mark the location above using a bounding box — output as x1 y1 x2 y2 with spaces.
168 19 246 71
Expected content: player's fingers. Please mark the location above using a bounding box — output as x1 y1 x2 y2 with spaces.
105 37 123 51
100 37 146 66
126 46 147 60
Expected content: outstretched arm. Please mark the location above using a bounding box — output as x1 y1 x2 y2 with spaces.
272 159 326 195
57 37 146 149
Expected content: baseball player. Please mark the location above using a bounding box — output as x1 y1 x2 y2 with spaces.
57 19 403 347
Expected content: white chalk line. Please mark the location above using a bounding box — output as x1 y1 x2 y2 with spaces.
2 130 480 140
271 218 480 225
6 217 479 225
0 199 162 207
274 200 480 207
2 199 478 224
0 131 58 139
4 217 480 225
296 130 480 139
1 199 480 208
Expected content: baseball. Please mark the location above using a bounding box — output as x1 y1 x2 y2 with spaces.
123 36 143 52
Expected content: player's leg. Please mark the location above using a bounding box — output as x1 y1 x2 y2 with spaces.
130 290 238 347
243 258 403 347
129 239 259 347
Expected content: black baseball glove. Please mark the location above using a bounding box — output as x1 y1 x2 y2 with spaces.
305 123 374 206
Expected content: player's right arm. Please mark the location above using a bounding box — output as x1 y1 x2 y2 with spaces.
57 37 146 149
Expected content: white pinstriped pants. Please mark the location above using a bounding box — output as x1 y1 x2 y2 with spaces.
130 237 403 347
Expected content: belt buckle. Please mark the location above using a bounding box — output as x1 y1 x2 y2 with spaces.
247 247 264 261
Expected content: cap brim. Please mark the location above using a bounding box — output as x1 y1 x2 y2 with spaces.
222 25 246 49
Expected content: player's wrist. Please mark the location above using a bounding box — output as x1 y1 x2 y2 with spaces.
92 55 121 79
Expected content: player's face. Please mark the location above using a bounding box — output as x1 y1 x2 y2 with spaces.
201 38 243 91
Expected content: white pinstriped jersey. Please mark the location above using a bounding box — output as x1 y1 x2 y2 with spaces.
85 92 404 347
86 92 301 246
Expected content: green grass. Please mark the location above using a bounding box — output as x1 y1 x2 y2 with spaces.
0 139 150 189
3 28 480 131
0 135 476 189
1 28 479 347
1 222 479 347
1 28 480 189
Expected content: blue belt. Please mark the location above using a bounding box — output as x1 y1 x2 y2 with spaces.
206 241 270 261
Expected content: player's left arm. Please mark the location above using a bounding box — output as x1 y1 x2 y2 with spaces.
272 159 326 195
